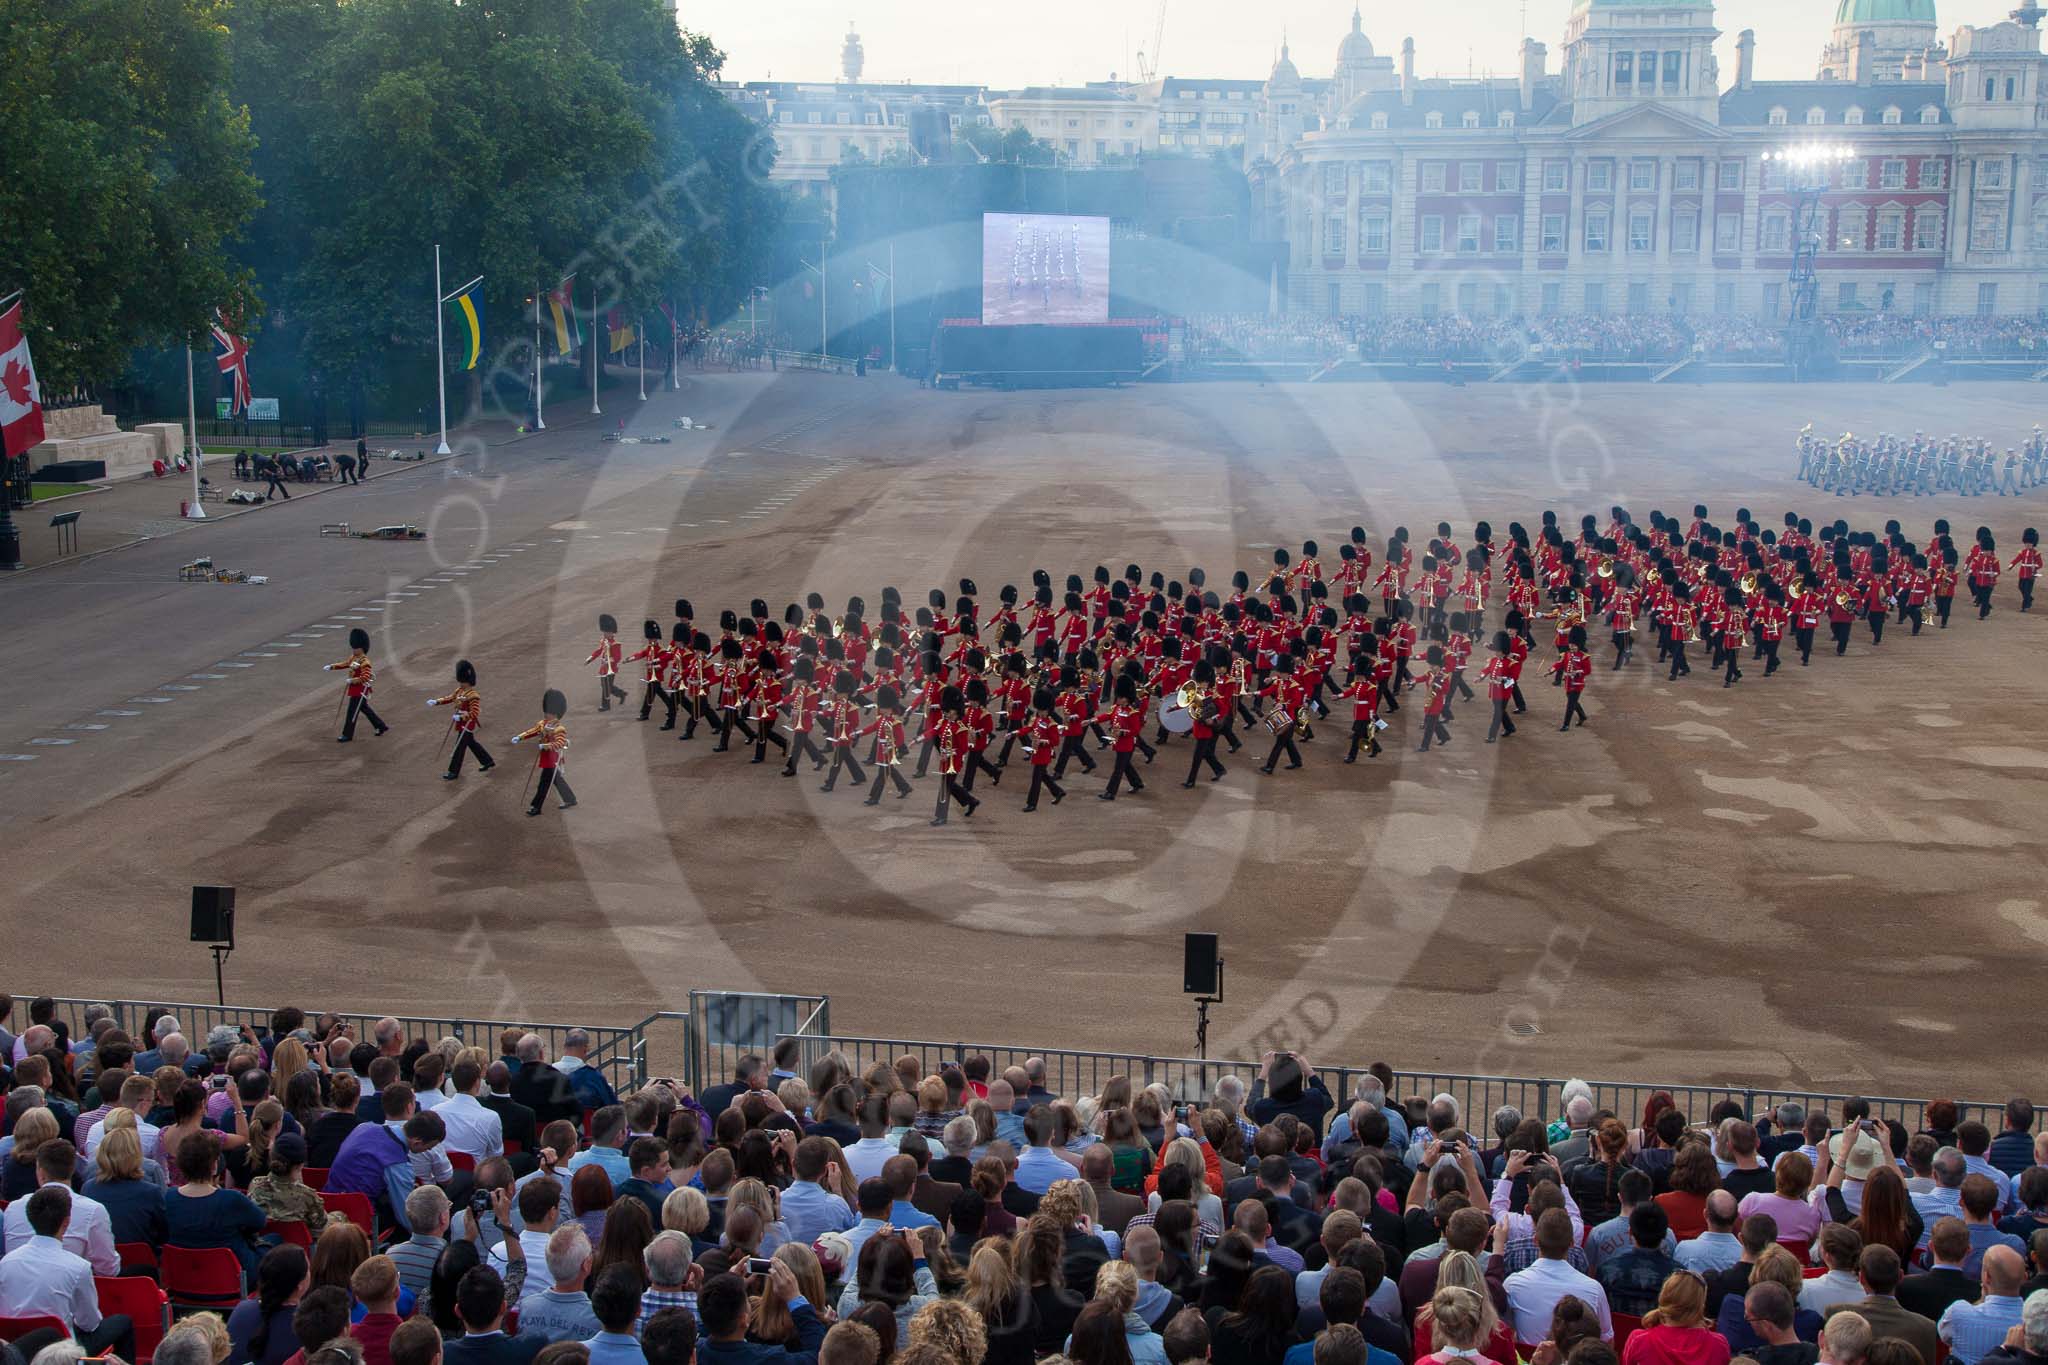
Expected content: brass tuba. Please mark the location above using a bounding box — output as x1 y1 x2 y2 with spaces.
1739 570 1762 598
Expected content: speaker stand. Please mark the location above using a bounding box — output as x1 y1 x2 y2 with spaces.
1193 957 1224 1060
209 944 233 1006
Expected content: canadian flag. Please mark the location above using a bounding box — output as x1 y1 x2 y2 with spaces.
0 298 45 458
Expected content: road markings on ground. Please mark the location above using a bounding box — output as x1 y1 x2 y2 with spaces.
29 738 76 746
127 696 175 704
63 724 109 731
160 684 201 692
98 710 141 717
241 651 279 658
0 755 36 762
290 632 326 638
216 662 255 668
189 674 228 680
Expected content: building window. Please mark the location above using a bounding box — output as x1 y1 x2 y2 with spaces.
1845 106 1864 125
1768 107 1787 125
1371 111 1389 129
1497 162 1520 193
2033 202 2048 251
1325 215 1345 254
1628 281 1650 313
1420 282 1441 316
1672 282 1692 314
1541 282 1561 314
1457 214 1481 253
1837 204 1866 251
1499 111 1516 128
1761 210 1790 253
1673 208 1698 252
1839 282 1859 308
1805 107 1826 124
1459 162 1482 193
1425 110 1443 128
1589 161 1612 192
1494 215 1519 252
1979 282 1999 314
2008 77 2018 100
1614 52 1633 88
1920 105 1941 124
1880 158 1906 190
1362 214 1389 253
1982 159 2007 189
1664 50 1682 88
1543 161 1567 192
1876 211 1903 250
1585 282 1605 314
1422 162 1446 192
1630 160 1655 191
1458 281 1478 314
1719 159 1743 190
1914 208 1943 250
1541 213 1566 252
1420 215 1444 252
1715 212 1740 253
1882 106 1902 124
1921 158 1947 189
1715 282 1736 313
836 111 851 125
1762 159 1787 192
1363 161 1392 193
1462 110 1480 128
1095 140 1107 159
1763 282 1782 316
1628 207 1653 251
1324 163 1347 194
1586 207 1611 252
1675 159 1699 191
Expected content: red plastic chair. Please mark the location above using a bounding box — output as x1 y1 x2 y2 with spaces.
266 1218 314 1248
449 1151 477 1173
117 1241 161 1275
159 1245 247 1312
303 1167 330 1191
97 1275 170 1363
320 1190 378 1235
502 1139 524 1156
1612 1313 1643 1351
0 1317 68 1344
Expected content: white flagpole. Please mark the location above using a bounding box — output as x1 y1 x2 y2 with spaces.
533 280 546 430
670 305 679 390
185 344 205 519
888 241 897 373
589 279 601 416
433 244 451 455
637 315 646 400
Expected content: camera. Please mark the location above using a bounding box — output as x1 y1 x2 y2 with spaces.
746 1257 774 1274
470 1189 495 1217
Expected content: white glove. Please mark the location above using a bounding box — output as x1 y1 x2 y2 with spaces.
426 699 439 708
510 735 522 745
323 663 336 671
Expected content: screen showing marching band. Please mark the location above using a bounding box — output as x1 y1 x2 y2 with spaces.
980 212 1111 327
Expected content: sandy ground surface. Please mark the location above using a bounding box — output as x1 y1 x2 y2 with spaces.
4 370 2047 1099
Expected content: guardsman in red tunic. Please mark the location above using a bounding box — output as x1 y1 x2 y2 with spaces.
779 657 827 776
818 674 868 794
628 619 670 722
1020 689 1067 812
1051 665 1099 780
1718 592 1748 686
680 630 713 739
993 658 1034 767
1933 547 1960 629
1901 555 1932 636
749 651 789 765
711 634 756 752
1412 645 1453 752
1335 663 1384 762
1756 584 1787 676
929 686 980 826
1257 657 1306 774
325 627 388 742
1091 676 1149 801
1479 632 1518 743
1607 583 1638 670
657 623 688 729
1972 531 2001 619
1549 626 1592 730
584 614 628 712
1790 578 1822 664
1179 660 1228 785
1862 548 1893 646
426 658 493 779
1664 590 1697 680
855 684 914 805
961 677 1003 791
512 688 576 817
2013 528 2041 611
1826 578 1860 656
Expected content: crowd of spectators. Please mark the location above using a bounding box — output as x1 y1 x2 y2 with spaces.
3 995 2047 1365
1180 312 2048 365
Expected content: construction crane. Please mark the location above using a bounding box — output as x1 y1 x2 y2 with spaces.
1134 0 1167 84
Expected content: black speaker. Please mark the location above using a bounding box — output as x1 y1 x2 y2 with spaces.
1183 932 1219 995
191 886 235 946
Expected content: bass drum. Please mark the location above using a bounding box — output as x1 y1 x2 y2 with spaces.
1158 692 1196 734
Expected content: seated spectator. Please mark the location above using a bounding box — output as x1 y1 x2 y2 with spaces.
348 1256 407 1365
308 1074 366 1170
229 1245 313 1365
290 1287 356 1363
169 1128 269 1277
1501 1210 1613 1348
837 1228 941 1339
1414 1286 1495 1365
519 1226 602 1345
582 1264 646 1365
1717 1248 1820 1354
2 1137 117 1274
391 1186 454 1300
1798 1227 1866 1318
1821 1246 1935 1365
1845 1168 1921 1265
1071 1298 1142 1365
574 1166 617 1244
0 1185 137 1359
1528 1295 1605 1365
443 1266 543 1365
1598 1205 1681 1317
1900 1218 1982 1322
1655 1146 1719 1244
1621 1273 1728 1365
1737 1156 1823 1249
1962 1176 2028 1278
1675 1193 1742 1277
696 1264 827 1365
1940 1247 2028 1365
252 1133 330 1239
1207 1263 1299 1365
1742 1282 1818 1365
2 1109 59 1202
82 1122 168 1248
1416 1252 1516 1364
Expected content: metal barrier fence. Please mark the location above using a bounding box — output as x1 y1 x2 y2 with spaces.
767 1031 2028 1135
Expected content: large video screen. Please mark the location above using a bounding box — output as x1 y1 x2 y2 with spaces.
982 212 1110 326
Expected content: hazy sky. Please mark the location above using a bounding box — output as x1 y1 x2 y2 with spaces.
689 0 2017 89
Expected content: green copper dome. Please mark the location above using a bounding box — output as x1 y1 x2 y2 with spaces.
1833 0 1937 23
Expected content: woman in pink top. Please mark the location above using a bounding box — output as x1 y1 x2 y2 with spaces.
1621 1273 1730 1365
1734 1152 1824 1246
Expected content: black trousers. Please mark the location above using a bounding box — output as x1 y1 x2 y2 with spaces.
715 707 756 749
1795 626 1816 663
1217 718 1242 753
1904 603 1925 635
266 472 292 498
1612 633 1631 668
1666 642 1690 679
1185 736 1226 783
864 763 912 802
913 735 935 777
1346 717 1382 760
1763 639 1782 675
639 681 669 719
1024 765 1065 808
1936 596 1954 627
530 767 577 811
1510 681 1527 714
1723 647 1742 684
2022 578 2036 610
752 722 789 762
1418 713 1451 750
342 695 386 739
680 694 706 736
447 730 494 776
1102 749 1144 797
1261 727 1302 771
1975 583 1995 619
1561 690 1587 727
1832 620 1852 655
1052 733 1096 779
1487 698 1516 741
821 745 866 790
782 731 825 773
963 751 1002 790
1868 611 1887 645
996 725 1025 766
597 675 627 710
934 773 976 821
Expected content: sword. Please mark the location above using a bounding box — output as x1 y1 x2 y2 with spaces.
435 715 456 762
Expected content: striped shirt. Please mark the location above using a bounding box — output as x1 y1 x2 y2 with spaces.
1939 1293 2025 1365
387 1235 447 1298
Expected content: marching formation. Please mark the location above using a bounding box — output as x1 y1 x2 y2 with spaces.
320 500 2043 827
1795 424 2048 497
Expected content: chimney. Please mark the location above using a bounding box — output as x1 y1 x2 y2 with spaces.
1853 29 1876 85
1736 29 1756 91
1401 37 1416 106
1905 51 1924 81
1520 38 1546 111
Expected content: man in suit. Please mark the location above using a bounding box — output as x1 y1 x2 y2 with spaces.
441 1264 546 1365
698 1265 827 1365
481 1063 538 1175
1900 1219 1982 1322
1549 1097 1598 1170
1082 1144 1147 1235
1824 1245 1940 1365
699 1055 767 1121
508 1036 579 1130
929 1117 976 1189
901 1133 962 1228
